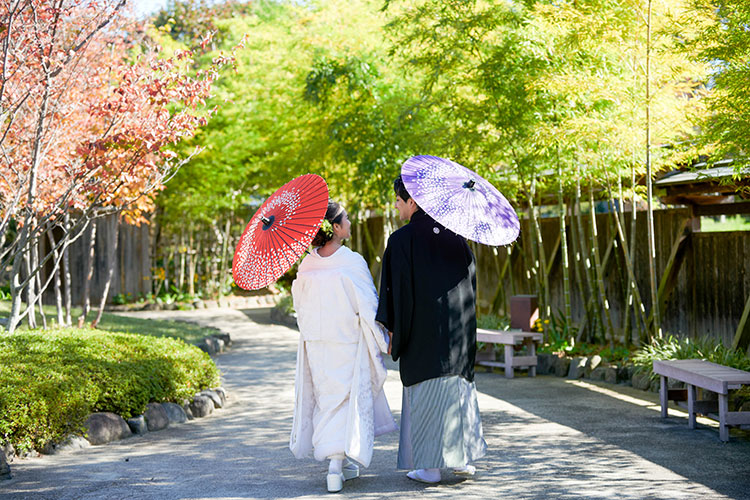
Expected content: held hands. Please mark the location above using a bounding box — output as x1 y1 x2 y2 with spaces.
387 331 393 355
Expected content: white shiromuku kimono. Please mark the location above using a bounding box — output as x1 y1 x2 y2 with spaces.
289 245 397 467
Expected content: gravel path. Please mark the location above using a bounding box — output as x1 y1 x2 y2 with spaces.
2 306 749 499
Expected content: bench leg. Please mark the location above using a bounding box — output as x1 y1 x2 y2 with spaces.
687 384 696 429
504 344 514 379
528 340 537 377
719 393 729 442
660 376 668 418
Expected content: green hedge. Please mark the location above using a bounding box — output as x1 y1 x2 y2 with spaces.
0 328 220 453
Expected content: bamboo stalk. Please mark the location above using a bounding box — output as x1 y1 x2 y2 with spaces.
588 182 616 346
574 166 602 342
557 161 572 325
529 180 551 317
645 0 661 339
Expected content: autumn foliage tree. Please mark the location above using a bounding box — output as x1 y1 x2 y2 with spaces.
0 0 235 332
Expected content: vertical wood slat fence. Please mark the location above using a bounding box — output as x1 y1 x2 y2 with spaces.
353 208 750 346
49 208 749 346
42 213 152 306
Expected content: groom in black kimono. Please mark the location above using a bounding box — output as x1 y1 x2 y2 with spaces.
376 175 486 484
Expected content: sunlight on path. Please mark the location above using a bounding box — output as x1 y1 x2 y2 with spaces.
3 308 747 500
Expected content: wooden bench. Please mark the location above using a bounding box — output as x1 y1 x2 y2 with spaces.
476 328 543 379
653 359 750 442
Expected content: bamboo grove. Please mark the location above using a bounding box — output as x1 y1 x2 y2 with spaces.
3 0 749 349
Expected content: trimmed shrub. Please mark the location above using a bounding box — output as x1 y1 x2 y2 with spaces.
0 328 220 453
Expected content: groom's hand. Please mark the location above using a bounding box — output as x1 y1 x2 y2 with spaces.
387 331 393 354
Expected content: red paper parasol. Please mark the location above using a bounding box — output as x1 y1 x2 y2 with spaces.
232 174 329 290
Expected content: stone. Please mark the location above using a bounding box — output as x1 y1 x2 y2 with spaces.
0 450 11 480
193 299 205 309
668 379 684 389
632 372 652 391
590 366 607 381
162 402 188 424
554 356 571 378
649 379 660 392
605 366 618 385
85 412 132 445
212 333 232 347
213 387 228 406
144 403 169 431
127 415 148 435
1 442 15 463
567 357 588 379
586 355 603 375
618 365 633 384
536 353 553 375
197 337 220 355
189 395 214 418
199 390 223 409
183 403 194 420
213 337 226 353
44 436 91 455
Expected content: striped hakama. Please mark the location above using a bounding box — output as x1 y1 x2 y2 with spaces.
397 375 487 470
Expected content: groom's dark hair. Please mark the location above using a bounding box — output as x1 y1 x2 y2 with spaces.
393 175 411 202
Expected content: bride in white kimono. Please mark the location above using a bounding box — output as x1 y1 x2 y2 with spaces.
290 200 397 493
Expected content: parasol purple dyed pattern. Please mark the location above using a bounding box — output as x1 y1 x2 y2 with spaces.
401 155 520 246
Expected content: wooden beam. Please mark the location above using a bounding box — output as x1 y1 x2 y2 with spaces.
693 202 750 216
664 183 744 196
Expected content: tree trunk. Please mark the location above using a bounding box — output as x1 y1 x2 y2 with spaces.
63 215 73 326
78 219 97 327
92 215 121 328
33 239 47 329
187 229 195 297
24 238 37 329
218 218 231 296
48 230 65 326
178 229 186 291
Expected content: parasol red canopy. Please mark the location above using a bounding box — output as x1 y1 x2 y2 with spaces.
232 174 329 290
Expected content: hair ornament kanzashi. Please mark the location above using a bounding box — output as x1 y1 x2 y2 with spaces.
320 218 334 238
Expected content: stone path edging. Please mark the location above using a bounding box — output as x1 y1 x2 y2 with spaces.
0 331 233 481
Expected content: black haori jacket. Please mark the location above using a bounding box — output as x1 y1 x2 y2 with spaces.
376 209 477 387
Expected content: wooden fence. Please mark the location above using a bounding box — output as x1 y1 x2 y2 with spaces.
42 213 152 306
49 207 750 346
352 208 750 346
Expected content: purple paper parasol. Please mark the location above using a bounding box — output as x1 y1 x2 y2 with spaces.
401 155 520 246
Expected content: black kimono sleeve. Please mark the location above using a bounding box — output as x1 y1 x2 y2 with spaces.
375 231 413 361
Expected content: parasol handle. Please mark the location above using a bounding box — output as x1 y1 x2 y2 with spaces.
463 179 476 191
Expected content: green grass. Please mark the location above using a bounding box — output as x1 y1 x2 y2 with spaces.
0 328 220 454
0 301 217 344
700 214 750 232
